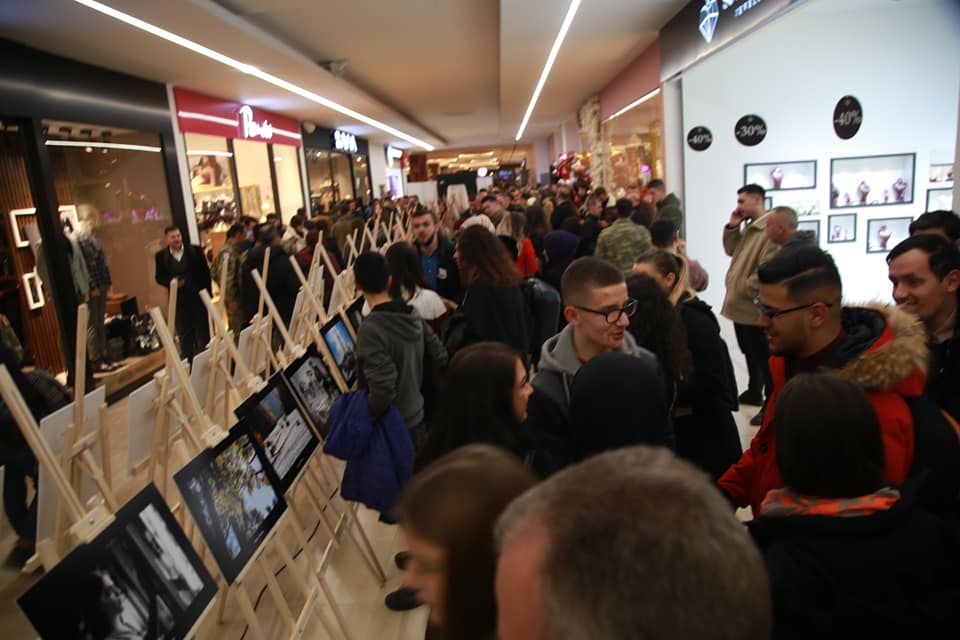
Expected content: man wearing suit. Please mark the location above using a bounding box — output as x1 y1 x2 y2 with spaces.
155 225 211 362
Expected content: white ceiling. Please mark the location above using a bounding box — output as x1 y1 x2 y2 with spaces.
0 0 687 150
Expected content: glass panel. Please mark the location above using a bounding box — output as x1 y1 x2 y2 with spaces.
44 119 175 315
330 152 353 203
603 93 663 195
273 144 304 221
306 149 334 215
233 138 275 219
183 132 238 230
352 154 371 204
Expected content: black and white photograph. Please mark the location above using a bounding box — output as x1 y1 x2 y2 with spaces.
235 373 319 489
174 425 286 584
18 483 217 640
927 188 953 212
830 153 916 208
828 213 857 244
744 160 817 192
866 217 912 254
322 315 358 389
284 344 342 437
797 219 821 244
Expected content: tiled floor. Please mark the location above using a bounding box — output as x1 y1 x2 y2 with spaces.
0 316 761 639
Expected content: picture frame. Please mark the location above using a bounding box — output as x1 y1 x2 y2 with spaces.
830 153 916 209
764 196 773 210
23 270 44 310
8 208 35 248
320 313 358 390
344 296 365 341
926 188 953 212
174 425 287 584
797 219 821 244
744 160 817 192
928 163 953 184
866 217 912 254
281 343 342 438
18 483 218 640
827 213 857 244
59 204 79 231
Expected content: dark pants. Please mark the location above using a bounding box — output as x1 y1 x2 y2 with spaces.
1 446 37 540
175 294 210 363
734 322 772 399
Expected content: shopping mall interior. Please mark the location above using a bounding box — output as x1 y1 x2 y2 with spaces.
0 0 958 638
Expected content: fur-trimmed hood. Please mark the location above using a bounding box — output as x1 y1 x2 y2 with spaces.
834 303 928 396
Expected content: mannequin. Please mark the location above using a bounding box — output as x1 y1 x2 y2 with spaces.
67 212 118 373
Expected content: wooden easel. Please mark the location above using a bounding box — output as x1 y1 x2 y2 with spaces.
251 269 303 369
199 289 263 400
247 246 277 381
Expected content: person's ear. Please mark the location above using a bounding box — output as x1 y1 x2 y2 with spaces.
665 272 677 290
944 269 960 294
564 305 579 325
810 302 830 328
385 274 393 291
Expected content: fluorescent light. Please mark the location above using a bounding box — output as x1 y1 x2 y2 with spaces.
177 110 238 127
72 0 436 151
186 150 233 157
515 0 582 141
604 88 662 122
46 140 161 152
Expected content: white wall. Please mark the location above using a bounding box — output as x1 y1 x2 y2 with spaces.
681 0 960 310
368 144 389 200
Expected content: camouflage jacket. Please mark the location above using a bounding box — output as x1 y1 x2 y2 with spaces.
595 218 653 272
211 243 242 305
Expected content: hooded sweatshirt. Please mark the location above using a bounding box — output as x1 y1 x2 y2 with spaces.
356 300 448 429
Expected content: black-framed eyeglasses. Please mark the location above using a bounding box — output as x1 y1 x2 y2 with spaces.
574 299 638 324
754 297 833 320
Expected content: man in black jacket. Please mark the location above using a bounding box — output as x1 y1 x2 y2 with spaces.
154 226 211 361
550 186 577 232
412 207 461 306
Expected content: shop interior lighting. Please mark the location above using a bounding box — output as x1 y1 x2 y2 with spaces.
604 88 661 123
46 140 161 153
515 0 582 141
72 0 436 151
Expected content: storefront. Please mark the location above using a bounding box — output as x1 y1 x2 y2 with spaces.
172 88 305 234
302 125 373 214
0 38 189 380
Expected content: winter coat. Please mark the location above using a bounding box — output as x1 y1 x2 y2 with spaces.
655 192 684 236
523 277 561 367
719 304 960 515
459 283 530 356
324 390 415 515
417 234 462 304
927 308 960 422
721 214 779 325
749 488 960 640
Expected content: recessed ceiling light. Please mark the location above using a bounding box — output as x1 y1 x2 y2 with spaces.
72 0 436 151
604 88 661 123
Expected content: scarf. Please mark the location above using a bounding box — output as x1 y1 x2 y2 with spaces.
760 486 901 518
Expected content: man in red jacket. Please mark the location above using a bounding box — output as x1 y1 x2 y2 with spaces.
719 245 960 515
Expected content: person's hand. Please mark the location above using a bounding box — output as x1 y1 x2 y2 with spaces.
441 297 458 312
728 208 745 226
176 277 186 288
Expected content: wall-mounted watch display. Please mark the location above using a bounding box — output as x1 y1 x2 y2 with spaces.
928 164 953 184
866 217 912 254
744 160 817 192
830 154 915 209
827 213 857 244
775 198 820 218
797 219 821 244
926 188 953 212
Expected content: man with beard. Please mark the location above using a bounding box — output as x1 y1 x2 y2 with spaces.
411 207 461 307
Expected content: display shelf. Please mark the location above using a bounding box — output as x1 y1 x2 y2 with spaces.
830 153 916 209
744 160 817 192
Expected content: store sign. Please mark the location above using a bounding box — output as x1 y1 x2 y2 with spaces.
687 126 714 151
172 87 302 147
661 0 803 80
735 114 767 146
833 95 863 140
333 130 359 154
237 105 274 141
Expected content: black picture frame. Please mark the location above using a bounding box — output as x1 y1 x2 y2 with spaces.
830 153 916 209
18 483 218 640
827 213 857 244
234 373 320 491
174 425 286 584
321 314 358 389
866 217 913 254
743 160 817 192
926 188 953 212
797 219 820 244
281 343 342 438
345 296 364 340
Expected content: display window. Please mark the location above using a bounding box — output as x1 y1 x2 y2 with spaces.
330 152 353 204
602 91 663 194
233 138 275 219
352 154 371 203
184 133 238 231
273 144 304 220
307 150 336 214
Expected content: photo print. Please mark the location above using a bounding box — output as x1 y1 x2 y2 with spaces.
744 160 817 192
174 425 286 584
866 217 912 254
797 219 821 244
345 296 365 339
18 483 217 640
235 373 319 490
283 344 342 437
322 315 358 388
828 213 857 244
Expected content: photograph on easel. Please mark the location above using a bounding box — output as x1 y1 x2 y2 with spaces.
344 296 365 338
174 425 286 584
321 314 358 388
18 483 217 640
235 373 320 490
282 344 342 437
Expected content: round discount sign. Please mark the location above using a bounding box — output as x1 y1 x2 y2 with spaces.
687 126 713 152
735 115 767 146
833 96 863 140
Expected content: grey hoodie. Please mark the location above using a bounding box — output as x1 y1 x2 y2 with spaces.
356 300 448 429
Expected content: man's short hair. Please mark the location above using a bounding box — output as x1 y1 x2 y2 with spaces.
481 194 499 205
560 257 624 307
411 206 436 222
163 225 179 235
225 223 244 239
353 251 390 294
265 213 278 222
258 226 278 245
772 206 798 230
758 245 842 300
557 186 572 201
615 198 633 219
495 447 771 640
338 200 352 215
738 184 766 198
909 210 960 242
290 214 305 228
887 233 960 280
648 179 665 190
649 219 677 248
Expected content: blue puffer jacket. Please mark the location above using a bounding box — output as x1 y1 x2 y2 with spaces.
323 390 414 515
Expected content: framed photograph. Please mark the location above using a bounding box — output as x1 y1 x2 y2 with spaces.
344 296 365 341
23 270 44 310
778 199 821 218
174 425 287 584
926 188 953 212
827 213 857 244
830 153 916 209
18 483 218 640
797 219 820 244
321 314 358 390
234 373 320 490
928 164 953 184
744 160 817 192
764 196 773 210
866 217 912 254
8 208 35 248
282 343 342 437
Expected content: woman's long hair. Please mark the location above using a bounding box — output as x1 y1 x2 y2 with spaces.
496 211 527 244
626 273 693 386
385 241 429 300
456 226 522 288
634 250 694 306
525 204 549 237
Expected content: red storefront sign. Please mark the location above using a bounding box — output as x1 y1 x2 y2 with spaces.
173 87 302 147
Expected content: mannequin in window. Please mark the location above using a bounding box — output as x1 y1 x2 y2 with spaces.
72 207 121 373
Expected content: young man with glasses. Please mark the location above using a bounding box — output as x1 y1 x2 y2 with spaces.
526 257 659 476
719 244 960 516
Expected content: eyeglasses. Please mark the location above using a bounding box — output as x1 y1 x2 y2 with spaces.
753 297 834 319
574 299 638 324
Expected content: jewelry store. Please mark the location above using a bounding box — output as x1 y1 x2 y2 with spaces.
302 125 373 214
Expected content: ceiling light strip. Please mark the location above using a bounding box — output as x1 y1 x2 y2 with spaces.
515 0 582 141
73 0 435 151
604 88 662 123
177 110 238 127
46 140 161 152
186 150 234 157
